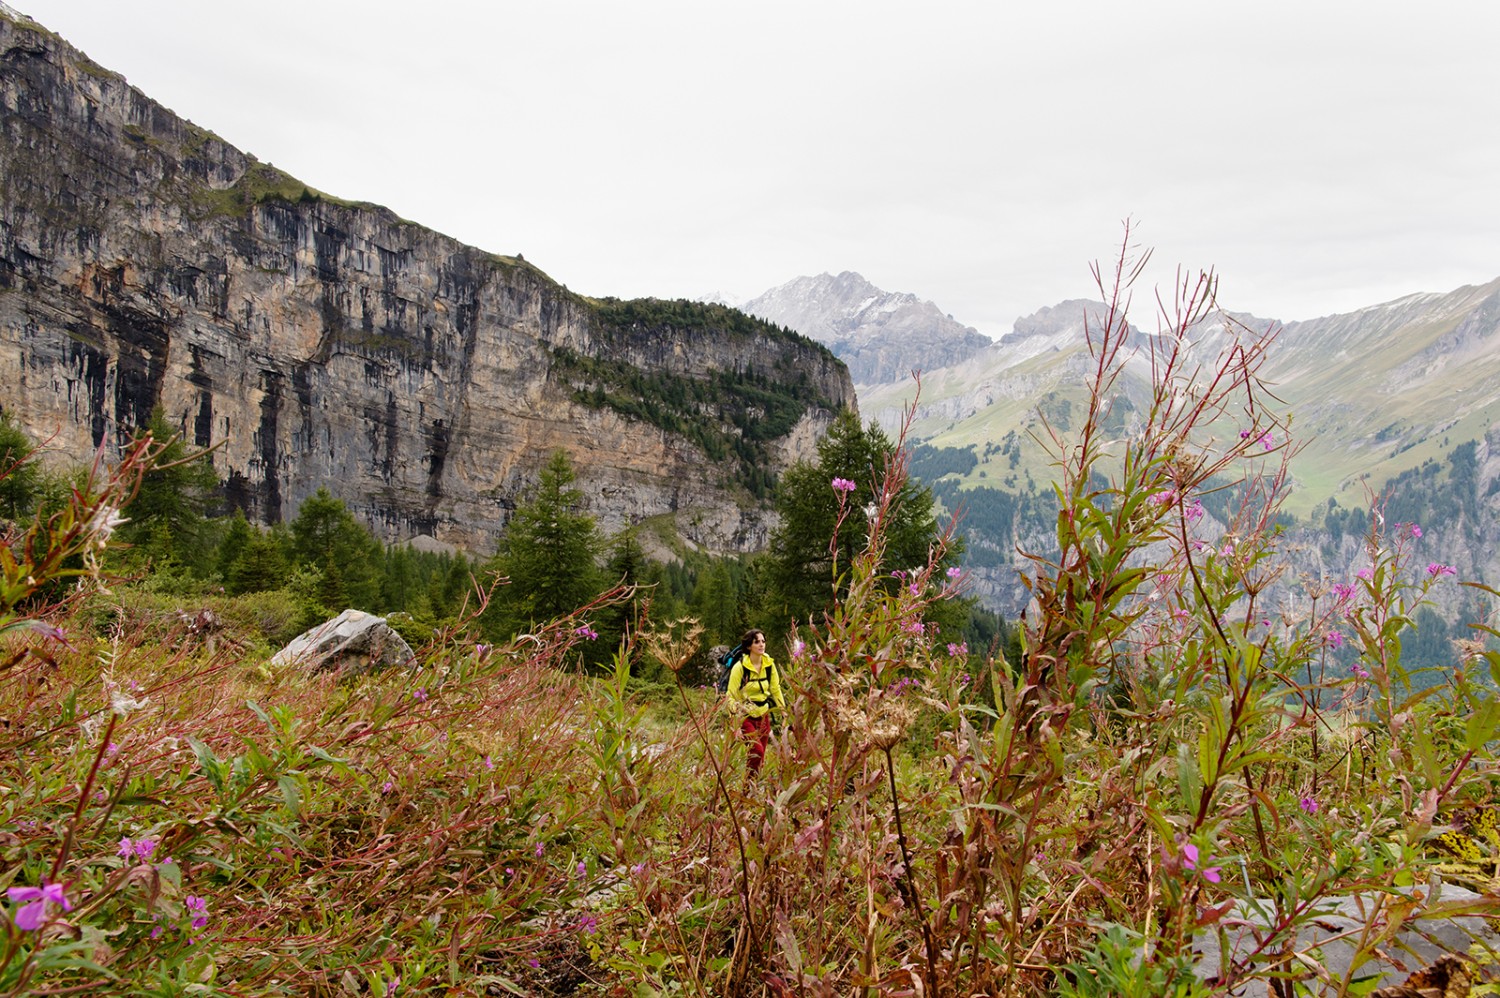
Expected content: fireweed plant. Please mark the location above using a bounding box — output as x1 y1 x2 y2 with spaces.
614 234 1500 997
4 238 1499 996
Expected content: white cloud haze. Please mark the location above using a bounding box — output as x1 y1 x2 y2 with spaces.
13 0 1500 336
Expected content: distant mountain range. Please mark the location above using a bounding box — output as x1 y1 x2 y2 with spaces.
710 272 992 385
858 278 1500 519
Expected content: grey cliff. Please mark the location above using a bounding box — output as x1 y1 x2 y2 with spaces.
0 12 855 553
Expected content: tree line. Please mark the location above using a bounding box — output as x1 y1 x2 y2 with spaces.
0 408 1009 685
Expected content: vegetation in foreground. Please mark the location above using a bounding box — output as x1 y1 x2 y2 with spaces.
3 239 1500 996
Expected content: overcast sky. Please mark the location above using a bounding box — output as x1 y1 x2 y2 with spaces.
14 0 1500 337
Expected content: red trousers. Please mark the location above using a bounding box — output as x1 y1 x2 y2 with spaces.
740 714 772 775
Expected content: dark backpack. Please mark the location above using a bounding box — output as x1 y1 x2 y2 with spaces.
716 642 744 695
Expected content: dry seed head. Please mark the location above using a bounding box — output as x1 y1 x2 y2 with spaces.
867 695 914 751
640 617 704 674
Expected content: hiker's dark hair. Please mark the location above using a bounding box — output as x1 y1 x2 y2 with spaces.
740 628 765 649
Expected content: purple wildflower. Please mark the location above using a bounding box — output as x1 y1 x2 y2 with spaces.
1410 524 1423 539
1426 563 1457 578
1180 843 1222 884
1300 796 1319 815
1325 631 1345 650
831 477 857 493
1356 567 1373 580
412 688 428 702
184 895 208 930
791 639 805 659
575 625 599 640
534 841 545 858
8 883 71 931
577 912 600 934
903 620 924 635
945 566 962 579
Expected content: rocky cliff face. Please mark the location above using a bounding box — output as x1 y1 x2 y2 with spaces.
0 12 854 553
739 271 992 386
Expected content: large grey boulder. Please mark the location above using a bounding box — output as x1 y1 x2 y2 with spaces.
1194 881 1500 995
270 610 416 677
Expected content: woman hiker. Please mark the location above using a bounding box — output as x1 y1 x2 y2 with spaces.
726 628 786 776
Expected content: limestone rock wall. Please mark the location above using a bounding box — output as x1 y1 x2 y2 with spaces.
0 12 854 553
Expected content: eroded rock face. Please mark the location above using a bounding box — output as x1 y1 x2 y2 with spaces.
0 12 854 555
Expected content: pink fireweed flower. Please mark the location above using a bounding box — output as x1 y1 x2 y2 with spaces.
831 477 857 493
1180 844 1221 884
1356 567 1373 580
945 566 962 579
886 677 918 696
1325 631 1345 650
902 620 925 635
381 780 395 794
1426 563 1457 578
118 836 158 863
908 583 920 596
534 842 545 858
1259 431 1273 450
576 912 600 934
576 861 587 879
1331 582 1357 603
1185 500 1205 524
947 642 968 657
1149 489 1176 507
412 688 428 702
1410 524 1423 539
1352 663 1371 679
184 895 208 930
575 625 599 640
1300 796 1319 815
790 638 805 659
8 882 71 931
483 755 494 771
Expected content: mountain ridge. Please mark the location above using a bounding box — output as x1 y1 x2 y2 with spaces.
737 271 991 385
0 10 854 555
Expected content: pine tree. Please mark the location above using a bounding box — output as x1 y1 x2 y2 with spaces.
227 529 291 595
483 450 603 638
287 488 383 610
764 409 964 636
119 408 219 573
0 411 41 523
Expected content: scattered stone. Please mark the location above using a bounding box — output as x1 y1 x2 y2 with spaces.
1194 881 1500 995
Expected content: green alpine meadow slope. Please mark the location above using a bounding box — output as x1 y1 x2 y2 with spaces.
864 277 1500 521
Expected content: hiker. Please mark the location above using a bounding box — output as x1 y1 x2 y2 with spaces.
726 628 785 776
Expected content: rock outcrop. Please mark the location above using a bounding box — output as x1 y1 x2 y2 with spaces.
0 11 854 554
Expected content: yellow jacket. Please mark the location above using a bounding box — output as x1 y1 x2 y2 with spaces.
727 653 785 719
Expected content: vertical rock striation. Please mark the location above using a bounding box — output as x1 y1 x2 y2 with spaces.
0 11 854 553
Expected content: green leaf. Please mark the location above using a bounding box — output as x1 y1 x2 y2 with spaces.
278 774 302 817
